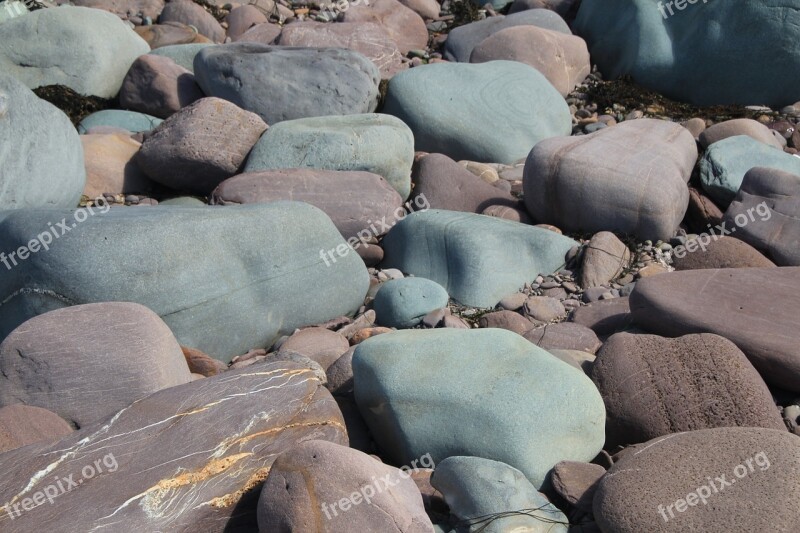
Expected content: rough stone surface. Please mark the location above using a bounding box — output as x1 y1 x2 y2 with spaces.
550 461 605 513
580 232 631 288
0 405 73 454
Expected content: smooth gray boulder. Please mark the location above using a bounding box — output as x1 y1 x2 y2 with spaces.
194 43 381 124
0 73 85 210
0 6 150 98
381 210 578 308
0 203 370 362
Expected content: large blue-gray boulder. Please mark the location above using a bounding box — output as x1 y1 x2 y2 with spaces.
700 135 800 207
574 0 800 107
382 210 578 308
352 328 606 489
0 6 150 98
194 43 381 124
444 9 571 62
0 203 370 362
0 74 85 210
243 114 414 199
382 61 571 164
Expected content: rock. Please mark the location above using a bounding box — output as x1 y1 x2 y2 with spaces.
411 153 517 213
682 117 706 138
342 0 428 54
0 73 85 210
120 54 204 118
257 440 433 532
523 322 602 354
226 5 268 41
182 346 227 376
243 114 413 199
383 61 571 164
149 42 214 71
593 332 785 449
482 204 532 223
0 203 370 362
550 461 605 513
580 232 632 288
194 43 380 125
280 328 350 370
686 186 725 231
0 405 73 454
135 97 267 194
326 346 355 396
477 310 535 335
700 135 800 207
672 236 776 270
523 119 696 241
723 167 800 266
0 361 346 531
159 0 225 42
570 297 632 337
397 0 439 19
134 21 203 48
236 21 283 44
431 456 568 533
160 196 206 206
445 9 570 62
276 21 405 78
353 328 606 489
78 109 163 133
0 303 192 428
211 169 404 240
0 6 149 98
574 0 800 107
470 25 590 97
381 210 578 308
523 295 565 322
594 427 800 532
81 133 157 198
548 348 595 374
71 0 165 21
508 0 577 17
630 267 800 392
373 278 450 328
699 118 784 149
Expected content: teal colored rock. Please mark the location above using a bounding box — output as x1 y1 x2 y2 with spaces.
0 6 149 98
0 203 370 362
78 110 163 134
574 0 800 107
700 136 800 207
382 61 572 164
381 210 578 308
159 197 206 206
149 43 214 73
352 328 606 489
244 114 414 199
373 277 449 328
0 73 85 210
431 456 569 533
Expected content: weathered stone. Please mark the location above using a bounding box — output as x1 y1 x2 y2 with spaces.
550 461 605 513
159 0 225 42
81 133 157 198
342 0 428 54
0 405 73 454
699 118 784 149
569 297 632 337
120 54 204 118
580 232 631 288
523 322 602 354
672 236 776 270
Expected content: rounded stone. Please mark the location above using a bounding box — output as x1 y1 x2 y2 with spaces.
373 278 450 328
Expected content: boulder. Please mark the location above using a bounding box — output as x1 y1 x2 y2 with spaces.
280 328 350 371
523 322 602 353
342 0 428 54
120 54 204 118
579 232 631 288
373 277 449 328
0 405 73 454
698 118 784 149
672 236 776 270
159 0 225 42
80 133 157 198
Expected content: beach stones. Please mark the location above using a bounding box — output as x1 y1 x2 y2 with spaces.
373 277 449 328
257 440 433 532
672 236 775 270
211 169 403 240
523 118 696 241
579 232 631 288
78 109 163 133
592 332 785 449
699 118 784 149
352 328 606 489
80 133 156 198
630 267 800 392
0 361 347 531
0 405 73 454
135 97 267 194
0 6 149 98
159 0 225 42
0 203 370 362
194 43 380 124
574 0 800 107
381 210 578 308
0 303 192 428
342 0 428 54
594 427 800 532
149 42 213 71
120 54 204 118
0 73 85 210
383 61 571 164
699 135 800 207
723 167 800 266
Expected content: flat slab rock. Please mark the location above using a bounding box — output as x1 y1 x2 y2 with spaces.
630 267 800 392
0 361 346 532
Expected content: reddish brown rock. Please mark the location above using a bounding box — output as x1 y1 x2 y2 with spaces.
570 297 632 337
579 231 631 288
159 0 225 42
397 0 439 19
342 0 428 54
686 186 725 231
280 327 350 370
478 310 536 334
326 346 356 396
72 0 165 21
672 236 775 270
699 118 784 149
226 4 268 41
0 405 73 453
182 346 227 376
120 54 204 118
236 21 283 43
81 132 157 198
134 21 202 48
523 322 602 353
551 461 605 512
